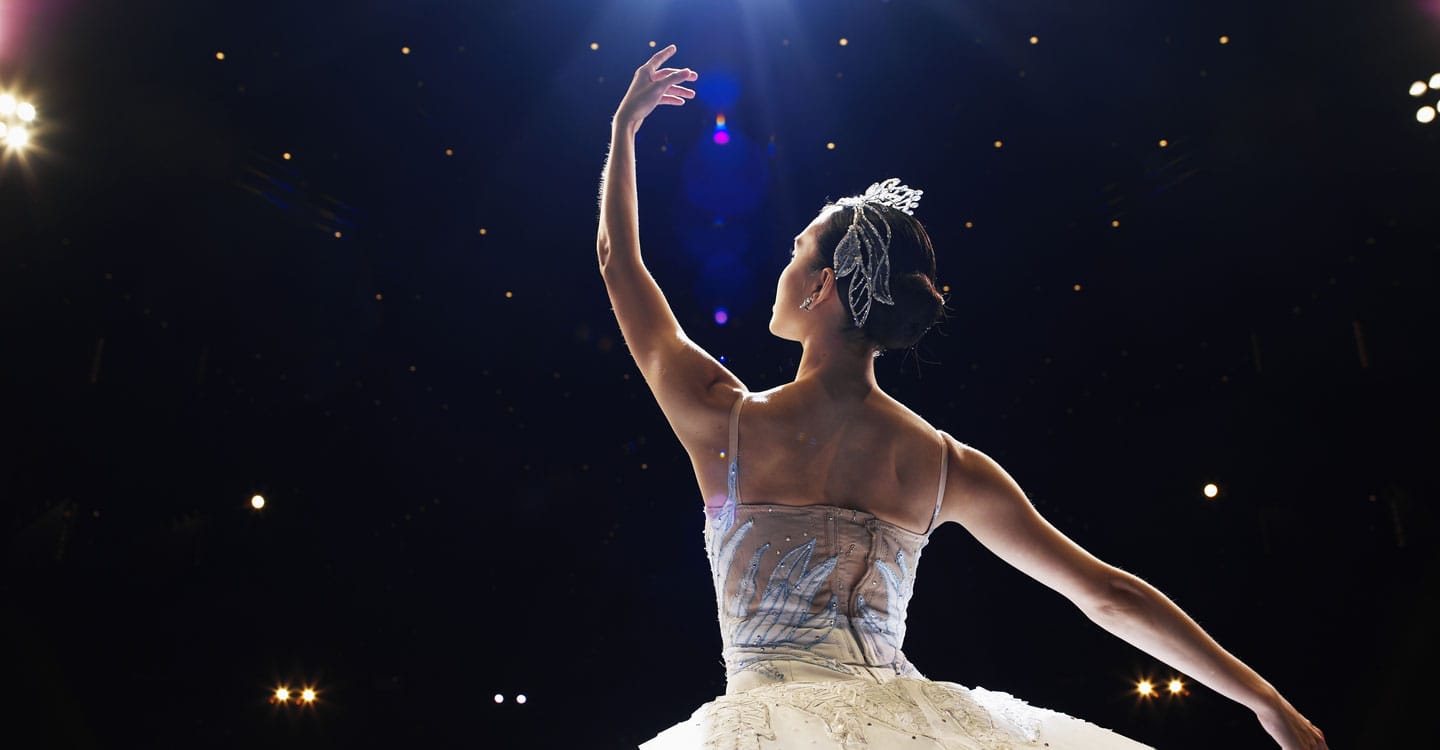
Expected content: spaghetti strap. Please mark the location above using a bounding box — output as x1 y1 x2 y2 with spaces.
726 391 746 503
924 430 948 535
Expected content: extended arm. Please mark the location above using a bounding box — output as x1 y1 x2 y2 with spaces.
944 435 1327 749
595 46 745 446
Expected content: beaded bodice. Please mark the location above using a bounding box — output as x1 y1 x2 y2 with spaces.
703 392 948 693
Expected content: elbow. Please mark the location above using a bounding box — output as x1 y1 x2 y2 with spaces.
1089 570 1147 619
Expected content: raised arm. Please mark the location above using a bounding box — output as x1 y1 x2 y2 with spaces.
596 46 745 447
940 434 1327 749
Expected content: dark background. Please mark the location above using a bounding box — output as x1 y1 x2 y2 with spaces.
3 1 1436 747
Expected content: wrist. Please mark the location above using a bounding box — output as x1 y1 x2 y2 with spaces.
612 113 642 136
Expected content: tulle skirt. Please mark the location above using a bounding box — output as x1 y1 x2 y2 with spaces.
639 661 1155 750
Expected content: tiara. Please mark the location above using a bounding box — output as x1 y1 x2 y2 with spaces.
831 178 924 330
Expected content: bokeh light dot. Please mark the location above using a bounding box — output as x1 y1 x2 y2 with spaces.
993 140 1003 148
590 42 599 51
1073 283 1082 292
401 46 411 55
1410 81 1429 97
334 231 343 239
839 38 848 46
1158 139 1168 147
713 131 730 145
282 152 292 160
302 689 316 702
17 102 36 122
375 293 384 301
649 41 657 48
493 693 504 703
445 148 454 156
0 94 14 116
1430 73 1440 89
1112 220 1121 228
1168 679 1185 693
479 227 488 235
7 126 28 148
1219 35 1230 45
215 51 226 61
1204 483 1219 498
516 694 528 704
714 308 729 325
826 142 835 150
1029 36 1039 44
505 291 513 299
275 687 290 701
1419 106 1436 124
251 495 265 509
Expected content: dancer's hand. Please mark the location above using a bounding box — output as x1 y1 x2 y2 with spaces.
614 44 697 130
1254 691 1328 750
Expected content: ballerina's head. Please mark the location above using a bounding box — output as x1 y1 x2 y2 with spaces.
769 199 947 359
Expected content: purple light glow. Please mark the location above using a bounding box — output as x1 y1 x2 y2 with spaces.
714 308 729 325
712 130 730 145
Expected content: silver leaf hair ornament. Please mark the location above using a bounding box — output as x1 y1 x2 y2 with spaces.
832 178 924 329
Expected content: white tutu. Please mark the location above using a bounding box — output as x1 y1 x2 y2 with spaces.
640 674 1155 750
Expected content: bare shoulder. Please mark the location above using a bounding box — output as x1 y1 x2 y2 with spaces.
932 434 1119 610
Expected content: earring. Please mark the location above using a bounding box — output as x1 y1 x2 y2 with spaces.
800 295 814 310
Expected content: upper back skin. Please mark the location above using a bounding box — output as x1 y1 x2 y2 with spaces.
685 382 951 536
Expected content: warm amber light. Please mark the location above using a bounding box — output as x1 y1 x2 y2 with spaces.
826 142 835 150
1204 483 1219 498
251 495 265 510
275 687 290 701
1029 36 1039 45
1073 283 1082 291
301 688 316 702
649 41 657 48
1419 106 1436 124
1136 680 1156 696
1159 139 1168 147
1168 678 1185 694
589 42 599 51
334 231 342 238
993 140 1003 148
964 221 974 228
401 46 411 55
504 291 514 299
375 293 384 301
282 152 291 160
1219 36 1230 45
1409 81 1429 97
445 148 454 156
215 52 226 61
839 38 849 46
478 228 488 235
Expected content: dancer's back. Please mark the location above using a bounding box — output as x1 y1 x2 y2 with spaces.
685 382 951 537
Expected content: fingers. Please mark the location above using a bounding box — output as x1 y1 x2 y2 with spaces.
652 67 698 83
659 94 686 106
645 43 677 70
668 84 696 99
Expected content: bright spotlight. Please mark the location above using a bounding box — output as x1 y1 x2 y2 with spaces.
16 102 35 122
1414 81 1432 97
275 687 291 702
1167 678 1186 694
251 494 266 509
0 94 14 116
1136 679 1156 696
1431 73 1440 89
493 693 504 703
301 688 316 703
1203 483 1219 498
7 126 29 149
516 694 528 704
1420 106 1436 124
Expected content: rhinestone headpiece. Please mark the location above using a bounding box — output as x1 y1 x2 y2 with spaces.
832 178 924 330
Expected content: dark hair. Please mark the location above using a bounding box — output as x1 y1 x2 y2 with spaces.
809 203 947 354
